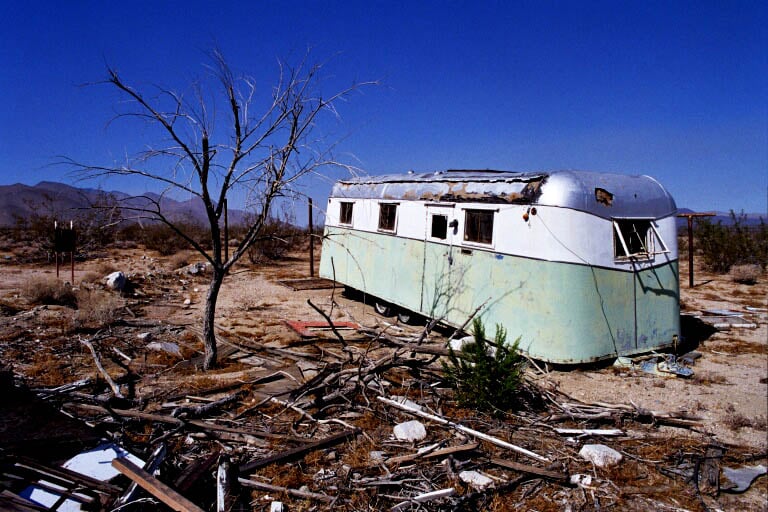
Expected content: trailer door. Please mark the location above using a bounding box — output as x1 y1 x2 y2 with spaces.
420 205 459 319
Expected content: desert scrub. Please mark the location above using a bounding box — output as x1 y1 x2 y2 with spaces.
695 211 767 273
729 264 762 284
442 318 527 415
74 288 123 329
22 276 77 307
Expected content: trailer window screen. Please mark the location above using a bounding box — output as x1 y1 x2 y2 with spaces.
464 209 494 244
613 219 652 259
339 202 353 225
378 203 397 232
431 215 448 239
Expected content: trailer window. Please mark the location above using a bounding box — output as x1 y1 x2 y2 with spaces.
613 219 652 259
464 209 494 244
378 203 398 232
339 202 353 225
431 215 448 240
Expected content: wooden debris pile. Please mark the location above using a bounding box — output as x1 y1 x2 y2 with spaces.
1 309 765 511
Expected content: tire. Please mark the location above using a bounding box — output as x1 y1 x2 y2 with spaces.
374 301 393 317
396 311 412 324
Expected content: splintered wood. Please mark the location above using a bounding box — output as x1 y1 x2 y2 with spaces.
2 305 764 512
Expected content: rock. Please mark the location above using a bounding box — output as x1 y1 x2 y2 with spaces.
105 271 126 291
186 262 208 275
570 474 593 488
183 298 192 306
146 342 182 357
459 470 494 490
393 420 427 442
579 444 623 468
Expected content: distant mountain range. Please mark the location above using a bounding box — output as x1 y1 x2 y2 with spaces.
0 181 762 229
675 208 765 228
0 181 247 228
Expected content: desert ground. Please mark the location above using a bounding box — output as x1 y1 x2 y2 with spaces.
0 242 765 511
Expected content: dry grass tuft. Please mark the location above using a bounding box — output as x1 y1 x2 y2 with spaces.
724 404 767 431
22 276 77 307
74 288 123 329
168 252 191 270
729 264 762 285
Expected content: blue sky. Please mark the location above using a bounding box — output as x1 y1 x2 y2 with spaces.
1 1 766 217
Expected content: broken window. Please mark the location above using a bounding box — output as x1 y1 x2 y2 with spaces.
339 202 353 225
613 219 669 259
378 203 398 232
464 209 494 245
431 214 448 240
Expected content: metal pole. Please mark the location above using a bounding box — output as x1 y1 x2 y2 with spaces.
70 221 74 284
687 216 694 288
54 221 59 278
308 198 314 277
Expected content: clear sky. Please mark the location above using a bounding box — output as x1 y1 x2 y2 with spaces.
1 1 766 217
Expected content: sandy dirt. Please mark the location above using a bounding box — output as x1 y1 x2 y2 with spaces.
0 246 765 510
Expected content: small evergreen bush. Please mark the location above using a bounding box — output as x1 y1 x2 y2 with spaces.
442 318 527 415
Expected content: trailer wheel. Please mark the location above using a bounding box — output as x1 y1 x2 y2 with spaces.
396 311 412 324
374 301 393 317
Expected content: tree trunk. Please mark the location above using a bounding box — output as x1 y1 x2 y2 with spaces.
203 269 224 370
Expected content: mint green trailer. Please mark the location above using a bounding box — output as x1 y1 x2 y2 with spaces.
320 170 679 364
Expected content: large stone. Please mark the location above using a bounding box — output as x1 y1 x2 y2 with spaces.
579 444 623 468
393 420 427 442
105 271 126 291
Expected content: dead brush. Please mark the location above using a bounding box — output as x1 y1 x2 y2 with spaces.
168 252 191 270
724 404 766 430
22 276 77 307
729 264 762 285
692 372 728 386
74 288 123 329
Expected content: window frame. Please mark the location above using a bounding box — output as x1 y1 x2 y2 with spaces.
463 208 495 246
377 202 399 233
339 201 354 226
612 218 670 261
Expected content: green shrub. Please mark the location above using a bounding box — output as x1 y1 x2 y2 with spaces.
442 318 527 415
695 211 767 273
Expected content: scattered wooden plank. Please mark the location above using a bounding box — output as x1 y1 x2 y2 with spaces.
174 451 220 494
80 336 124 399
278 277 337 291
112 458 204 512
489 458 569 483
238 478 333 503
67 403 302 441
390 488 456 511
553 428 624 436
284 319 361 338
385 443 479 466
239 429 360 473
0 490 50 512
377 396 549 463
12 456 121 494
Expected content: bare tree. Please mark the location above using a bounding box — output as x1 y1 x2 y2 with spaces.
67 51 373 370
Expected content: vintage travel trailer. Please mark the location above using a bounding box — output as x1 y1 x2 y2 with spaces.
319 170 679 364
